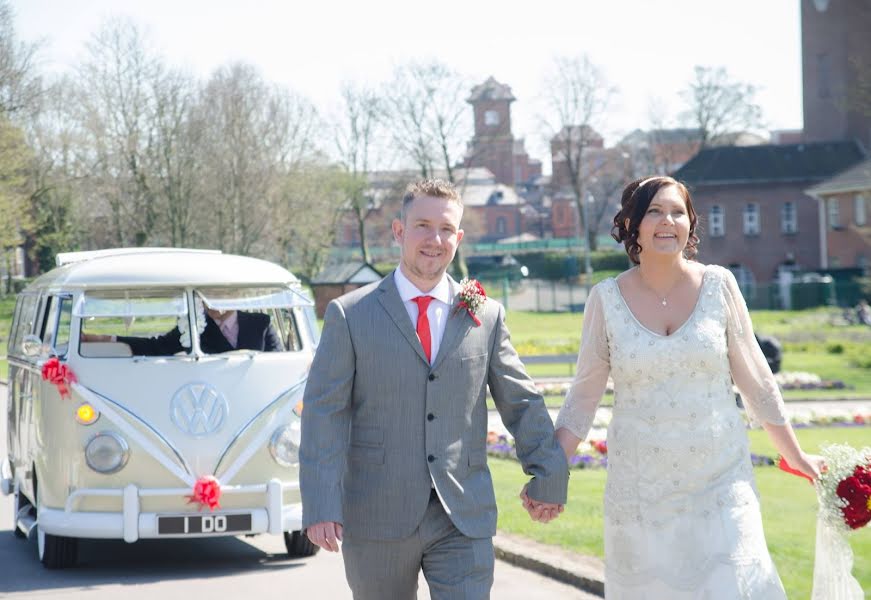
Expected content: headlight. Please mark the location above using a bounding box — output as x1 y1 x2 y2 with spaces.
269 420 301 467
85 432 129 474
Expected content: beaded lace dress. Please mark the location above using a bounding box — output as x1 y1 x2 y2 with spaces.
556 265 788 599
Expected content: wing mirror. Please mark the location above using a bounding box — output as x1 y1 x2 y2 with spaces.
21 334 43 357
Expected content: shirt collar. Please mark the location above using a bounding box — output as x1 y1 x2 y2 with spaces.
394 266 452 305
216 310 238 332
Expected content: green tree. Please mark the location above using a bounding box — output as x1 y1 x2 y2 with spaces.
0 116 33 291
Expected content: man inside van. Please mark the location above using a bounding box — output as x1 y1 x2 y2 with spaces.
81 307 282 354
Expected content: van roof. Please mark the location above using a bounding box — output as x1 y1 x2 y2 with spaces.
29 248 301 290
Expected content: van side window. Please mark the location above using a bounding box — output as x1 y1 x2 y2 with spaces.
277 308 303 352
55 297 73 357
9 294 39 359
41 295 72 358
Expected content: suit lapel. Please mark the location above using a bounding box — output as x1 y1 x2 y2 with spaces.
431 277 470 371
377 273 430 365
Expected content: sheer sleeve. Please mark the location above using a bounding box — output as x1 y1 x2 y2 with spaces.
555 283 611 439
721 268 788 426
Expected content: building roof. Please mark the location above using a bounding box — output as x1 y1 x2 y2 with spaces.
806 157 871 196
673 141 865 185
311 261 382 285
461 183 522 207
467 77 516 103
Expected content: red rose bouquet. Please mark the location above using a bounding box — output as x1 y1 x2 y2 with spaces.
781 444 870 599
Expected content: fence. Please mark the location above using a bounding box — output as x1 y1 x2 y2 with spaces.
480 278 866 313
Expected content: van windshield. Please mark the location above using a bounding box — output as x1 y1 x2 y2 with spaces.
78 287 309 357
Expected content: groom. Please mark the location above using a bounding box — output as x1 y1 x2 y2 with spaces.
299 178 569 599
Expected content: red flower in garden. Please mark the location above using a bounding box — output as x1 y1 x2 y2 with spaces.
592 440 607 455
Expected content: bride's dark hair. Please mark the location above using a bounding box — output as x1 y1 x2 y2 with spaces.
611 176 699 265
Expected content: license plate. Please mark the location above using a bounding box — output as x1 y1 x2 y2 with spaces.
157 513 252 535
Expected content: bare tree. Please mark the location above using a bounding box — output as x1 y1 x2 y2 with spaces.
0 0 42 118
149 68 204 247
75 18 162 245
199 62 319 255
541 55 615 251
334 82 383 264
383 60 472 275
680 66 762 149
275 163 351 280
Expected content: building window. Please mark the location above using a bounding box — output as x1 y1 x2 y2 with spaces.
855 194 867 226
729 264 756 301
484 110 500 126
743 203 760 236
827 198 840 229
817 53 830 99
781 201 797 234
709 205 725 237
495 216 507 235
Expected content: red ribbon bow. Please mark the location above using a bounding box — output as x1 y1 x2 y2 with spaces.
188 475 222 511
41 357 77 400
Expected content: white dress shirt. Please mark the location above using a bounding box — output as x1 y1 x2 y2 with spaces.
394 267 453 364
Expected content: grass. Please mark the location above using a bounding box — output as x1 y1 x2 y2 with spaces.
0 295 14 380
505 307 871 398
491 426 871 599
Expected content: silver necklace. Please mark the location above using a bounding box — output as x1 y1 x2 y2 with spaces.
638 270 681 307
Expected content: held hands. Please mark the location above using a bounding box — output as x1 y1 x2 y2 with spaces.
519 483 564 524
306 521 344 552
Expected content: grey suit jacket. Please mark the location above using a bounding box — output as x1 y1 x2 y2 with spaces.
300 272 568 540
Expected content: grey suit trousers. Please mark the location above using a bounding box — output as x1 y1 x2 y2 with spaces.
342 490 494 600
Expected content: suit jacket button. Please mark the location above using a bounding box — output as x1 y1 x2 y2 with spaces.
427 413 435 421
428 373 436 381
427 454 435 463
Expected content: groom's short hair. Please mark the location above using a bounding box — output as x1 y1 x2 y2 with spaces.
400 178 463 222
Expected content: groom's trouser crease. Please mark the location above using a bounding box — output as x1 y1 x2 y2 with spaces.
342 490 494 599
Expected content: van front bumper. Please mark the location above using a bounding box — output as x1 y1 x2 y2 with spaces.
38 479 302 542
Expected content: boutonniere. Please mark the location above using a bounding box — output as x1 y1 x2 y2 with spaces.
454 278 486 326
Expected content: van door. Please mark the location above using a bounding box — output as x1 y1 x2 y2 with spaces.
6 292 39 491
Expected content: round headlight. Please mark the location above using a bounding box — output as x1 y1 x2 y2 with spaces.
269 421 301 467
85 432 129 474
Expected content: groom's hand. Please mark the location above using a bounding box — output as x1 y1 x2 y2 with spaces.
306 521 344 552
519 484 564 524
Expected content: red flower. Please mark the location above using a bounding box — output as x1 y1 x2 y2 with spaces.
41 357 77 400
455 278 487 326
188 475 222 511
836 466 871 530
854 415 866 425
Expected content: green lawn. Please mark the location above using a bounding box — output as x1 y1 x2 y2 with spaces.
492 426 871 599
0 295 13 381
505 307 871 397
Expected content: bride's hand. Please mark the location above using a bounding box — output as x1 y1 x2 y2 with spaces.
792 452 828 481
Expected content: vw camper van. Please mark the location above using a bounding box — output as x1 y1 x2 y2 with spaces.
1 248 320 568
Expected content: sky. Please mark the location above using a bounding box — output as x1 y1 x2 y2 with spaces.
10 0 804 164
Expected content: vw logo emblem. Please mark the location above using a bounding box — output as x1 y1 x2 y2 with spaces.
170 383 228 437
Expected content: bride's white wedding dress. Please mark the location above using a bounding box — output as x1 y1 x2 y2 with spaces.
556 264 788 599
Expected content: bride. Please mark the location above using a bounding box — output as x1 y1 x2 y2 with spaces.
551 176 825 598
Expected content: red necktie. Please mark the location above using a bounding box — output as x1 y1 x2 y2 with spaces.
413 296 434 363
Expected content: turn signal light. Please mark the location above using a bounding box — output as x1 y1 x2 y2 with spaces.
293 400 304 416
75 403 99 425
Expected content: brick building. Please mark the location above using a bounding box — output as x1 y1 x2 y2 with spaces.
462 77 541 186
806 157 871 270
674 142 865 288
801 0 871 149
